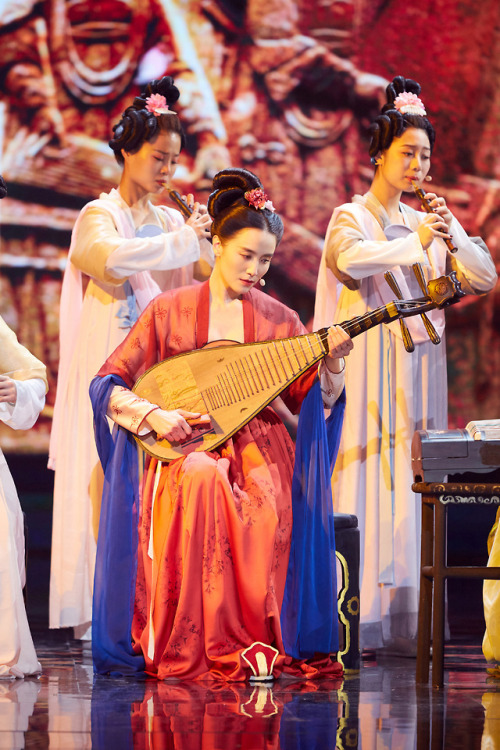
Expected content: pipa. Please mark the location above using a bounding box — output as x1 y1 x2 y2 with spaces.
133 273 464 461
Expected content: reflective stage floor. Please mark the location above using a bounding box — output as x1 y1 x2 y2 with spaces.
2 630 500 749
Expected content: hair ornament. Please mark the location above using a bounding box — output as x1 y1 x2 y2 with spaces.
393 92 426 116
145 93 177 117
244 188 275 211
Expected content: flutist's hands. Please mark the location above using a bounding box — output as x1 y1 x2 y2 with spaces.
417 212 452 251
146 408 210 443
422 192 453 230
325 325 353 373
185 196 212 241
0 375 17 405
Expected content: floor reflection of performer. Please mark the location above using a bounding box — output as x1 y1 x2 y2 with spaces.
48 76 213 640
89 168 352 681
0 175 47 677
314 76 497 654
91 673 345 748
0 680 41 750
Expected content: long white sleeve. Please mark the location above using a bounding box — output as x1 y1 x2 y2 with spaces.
0 379 45 431
71 206 201 285
447 219 497 293
328 210 427 280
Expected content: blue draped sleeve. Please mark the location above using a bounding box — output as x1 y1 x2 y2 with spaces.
280 380 346 659
89 374 146 675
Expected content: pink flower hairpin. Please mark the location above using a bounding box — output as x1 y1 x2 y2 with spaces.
145 94 177 117
244 188 275 211
393 92 427 116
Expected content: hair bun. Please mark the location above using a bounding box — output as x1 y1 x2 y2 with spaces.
131 76 181 112
383 76 421 114
368 74 435 161
109 76 185 165
208 168 263 218
208 168 284 246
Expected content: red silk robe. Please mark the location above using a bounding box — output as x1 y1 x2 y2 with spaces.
97 281 340 681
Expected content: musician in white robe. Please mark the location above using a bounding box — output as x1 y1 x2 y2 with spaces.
314 76 497 653
0 315 47 678
48 77 213 639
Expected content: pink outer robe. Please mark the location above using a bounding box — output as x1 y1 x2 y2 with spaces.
96 281 343 681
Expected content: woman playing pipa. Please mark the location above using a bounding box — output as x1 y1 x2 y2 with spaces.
89 167 353 682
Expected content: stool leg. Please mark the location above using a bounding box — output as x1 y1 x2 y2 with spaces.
335 527 360 672
416 497 433 684
431 500 447 689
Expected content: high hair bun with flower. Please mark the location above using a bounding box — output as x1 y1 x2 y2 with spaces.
368 75 435 162
109 76 184 165
208 168 284 245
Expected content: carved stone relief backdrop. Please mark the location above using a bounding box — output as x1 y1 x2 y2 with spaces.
0 0 498 451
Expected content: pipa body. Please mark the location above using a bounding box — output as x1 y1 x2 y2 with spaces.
133 304 399 461
132 273 464 462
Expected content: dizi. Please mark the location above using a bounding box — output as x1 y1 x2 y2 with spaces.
167 188 193 218
412 182 458 253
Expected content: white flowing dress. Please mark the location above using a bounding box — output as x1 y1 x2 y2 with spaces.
49 188 212 637
1 378 45 678
314 191 497 652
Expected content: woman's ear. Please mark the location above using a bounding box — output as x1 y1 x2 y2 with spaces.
212 235 221 257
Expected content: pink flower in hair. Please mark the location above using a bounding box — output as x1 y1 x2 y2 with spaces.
145 93 176 116
393 92 426 116
244 188 270 210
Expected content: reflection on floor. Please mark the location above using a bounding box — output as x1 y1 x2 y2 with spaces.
2 630 500 749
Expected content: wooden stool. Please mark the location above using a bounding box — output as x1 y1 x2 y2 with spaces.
334 512 360 672
413 481 500 688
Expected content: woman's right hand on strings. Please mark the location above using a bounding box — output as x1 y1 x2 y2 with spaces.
417 213 452 251
146 407 210 443
185 202 212 241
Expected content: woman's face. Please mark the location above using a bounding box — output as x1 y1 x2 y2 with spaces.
122 129 182 196
377 127 431 193
213 227 277 299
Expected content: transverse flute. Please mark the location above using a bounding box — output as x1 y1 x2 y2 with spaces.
412 182 457 253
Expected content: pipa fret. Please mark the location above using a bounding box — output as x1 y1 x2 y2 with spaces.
222 372 238 404
243 358 255 395
256 350 271 388
272 341 289 380
229 363 244 400
265 348 280 384
284 339 300 374
243 354 258 394
235 360 250 397
297 337 310 368
205 387 215 410
216 376 231 406
250 352 265 391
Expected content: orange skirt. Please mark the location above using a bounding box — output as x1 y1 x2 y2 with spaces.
131 408 341 682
